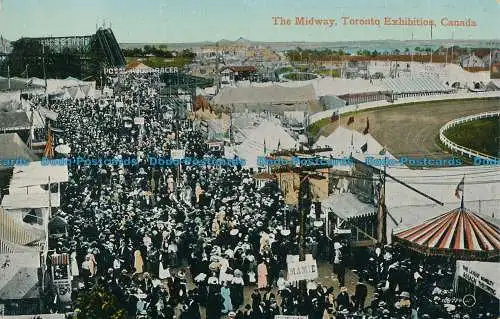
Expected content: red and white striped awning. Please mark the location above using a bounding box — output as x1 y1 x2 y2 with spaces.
393 208 500 259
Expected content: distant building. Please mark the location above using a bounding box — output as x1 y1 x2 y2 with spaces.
460 54 487 68
219 65 257 83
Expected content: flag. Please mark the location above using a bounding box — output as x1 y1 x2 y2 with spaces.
263 139 267 154
43 127 54 159
363 117 370 135
277 139 281 151
347 116 354 125
361 142 368 153
455 176 464 199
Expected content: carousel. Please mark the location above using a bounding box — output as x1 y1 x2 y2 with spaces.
392 206 500 261
393 206 500 310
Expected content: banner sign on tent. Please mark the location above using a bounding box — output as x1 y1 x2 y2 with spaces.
171 149 186 160
456 261 499 299
287 259 318 282
134 117 145 125
275 316 308 319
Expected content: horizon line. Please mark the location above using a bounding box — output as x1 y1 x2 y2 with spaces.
120 38 500 44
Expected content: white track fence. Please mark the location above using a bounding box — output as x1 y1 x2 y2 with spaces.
308 91 500 126
439 111 500 161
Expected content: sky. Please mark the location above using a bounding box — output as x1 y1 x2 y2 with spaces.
0 0 499 43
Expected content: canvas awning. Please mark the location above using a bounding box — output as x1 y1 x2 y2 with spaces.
0 267 40 300
38 106 58 121
1 191 61 209
9 161 68 188
321 192 376 220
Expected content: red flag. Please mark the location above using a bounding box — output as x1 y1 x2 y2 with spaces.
455 177 464 199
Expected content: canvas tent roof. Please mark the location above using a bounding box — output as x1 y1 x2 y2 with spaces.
0 267 39 300
0 134 39 166
313 126 394 169
254 77 385 97
213 84 316 105
236 120 297 167
393 207 500 259
0 112 31 130
381 76 453 94
1 191 61 209
9 161 68 188
38 106 58 121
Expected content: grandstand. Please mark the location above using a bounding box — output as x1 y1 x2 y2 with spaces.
381 76 455 99
212 85 318 113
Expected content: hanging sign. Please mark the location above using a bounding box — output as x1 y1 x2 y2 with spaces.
287 259 318 282
134 117 145 125
171 149 186 160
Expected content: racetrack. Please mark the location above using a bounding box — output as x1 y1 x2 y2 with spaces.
317 98 500 159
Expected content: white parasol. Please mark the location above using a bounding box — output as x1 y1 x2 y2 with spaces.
55 144 71 154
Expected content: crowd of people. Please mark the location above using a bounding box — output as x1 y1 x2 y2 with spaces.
41 73 498 319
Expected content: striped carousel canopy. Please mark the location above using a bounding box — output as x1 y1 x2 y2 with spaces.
393 207 500 260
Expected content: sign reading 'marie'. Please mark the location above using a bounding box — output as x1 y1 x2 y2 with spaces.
287 259 318 282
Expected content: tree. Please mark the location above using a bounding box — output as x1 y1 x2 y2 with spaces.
74 285 127 319
404 47 410 53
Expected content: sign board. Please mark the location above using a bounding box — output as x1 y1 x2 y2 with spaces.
134 117 145 125
115 101 124 108
287 259 318 282
334 229 352 234
171 149 186 160
456 261 499 299
275 316 308 319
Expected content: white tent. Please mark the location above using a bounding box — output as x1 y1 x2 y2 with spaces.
313 126 394 170
236 120 297 167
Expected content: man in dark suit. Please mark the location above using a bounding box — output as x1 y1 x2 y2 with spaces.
353 276 368 311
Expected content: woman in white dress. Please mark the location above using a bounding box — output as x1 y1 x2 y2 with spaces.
70 251 79 278
218 256 230 283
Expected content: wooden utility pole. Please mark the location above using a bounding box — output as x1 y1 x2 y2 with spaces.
350 156 443 245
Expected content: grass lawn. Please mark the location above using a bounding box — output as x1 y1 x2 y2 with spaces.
443 116 499 157
283 72 318 81
276 66 294 74
315 69 340 77
308 117 331 137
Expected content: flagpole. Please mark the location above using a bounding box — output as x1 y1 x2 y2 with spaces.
7 64 10 90
461 175 465 210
